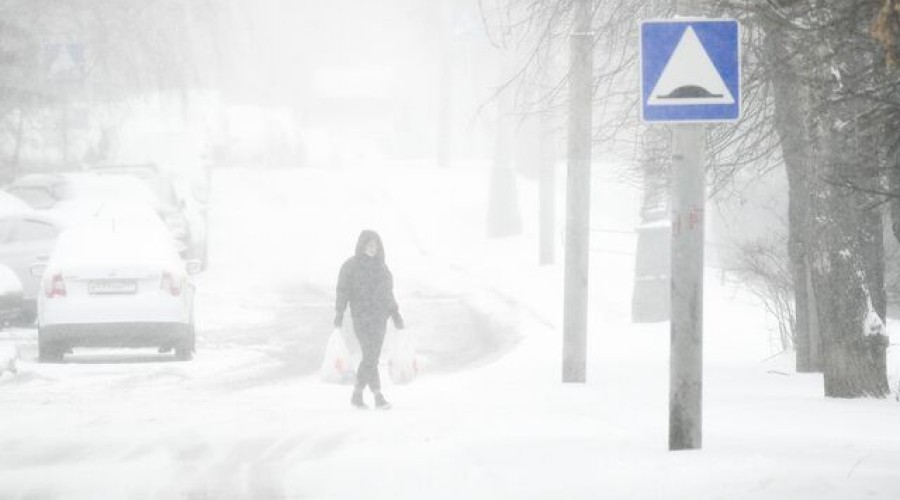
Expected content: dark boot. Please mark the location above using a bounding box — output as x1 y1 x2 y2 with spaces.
351 389 367 409
373 391 391 410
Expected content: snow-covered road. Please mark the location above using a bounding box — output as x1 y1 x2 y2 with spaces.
0 164 526 499
1 163 899 500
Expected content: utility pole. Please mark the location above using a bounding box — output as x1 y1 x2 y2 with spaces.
562 0 593 383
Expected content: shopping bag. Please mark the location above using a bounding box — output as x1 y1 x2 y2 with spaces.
388 328 419 384
320 328 355 384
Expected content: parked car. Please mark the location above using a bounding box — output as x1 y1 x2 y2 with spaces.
6 172 189 256
7 172 158 212
0 263 23 327
35 217 202 362
5 173 69 210
0 210 67 323
0 188 32 214
87 164 202 264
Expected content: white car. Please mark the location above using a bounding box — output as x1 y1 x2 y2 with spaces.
35 220 201 362
0 210 67 322
7 172 191 256
0 188 32 213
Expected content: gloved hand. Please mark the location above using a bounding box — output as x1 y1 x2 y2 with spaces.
333 313 343 329
392 312 405 330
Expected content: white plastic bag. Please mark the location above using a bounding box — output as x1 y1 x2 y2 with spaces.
320 328 355 384
388 328 419 384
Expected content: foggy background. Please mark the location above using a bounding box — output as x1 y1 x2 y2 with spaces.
0 0 520 175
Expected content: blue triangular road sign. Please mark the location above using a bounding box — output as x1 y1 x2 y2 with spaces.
641 19 740 123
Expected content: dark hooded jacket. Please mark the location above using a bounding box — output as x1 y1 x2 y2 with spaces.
335 230 400 328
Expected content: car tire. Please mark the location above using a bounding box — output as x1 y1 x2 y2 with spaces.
37 329 63 363
175 323 195 361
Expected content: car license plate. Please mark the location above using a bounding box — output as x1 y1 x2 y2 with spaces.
88 280 137 295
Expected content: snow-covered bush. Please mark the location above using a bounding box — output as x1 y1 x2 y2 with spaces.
733 236 795 353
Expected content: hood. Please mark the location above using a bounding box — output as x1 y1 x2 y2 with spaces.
354 230 385 263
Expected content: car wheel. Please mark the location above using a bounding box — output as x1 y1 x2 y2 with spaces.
175 323 195 361
37 329 63 363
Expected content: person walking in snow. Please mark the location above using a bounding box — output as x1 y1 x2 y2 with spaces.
334 230 404 409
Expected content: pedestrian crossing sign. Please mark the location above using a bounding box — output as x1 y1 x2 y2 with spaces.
640 19 740 123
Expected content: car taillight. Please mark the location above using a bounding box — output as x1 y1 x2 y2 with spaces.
45 273 66 298
160 272 182 296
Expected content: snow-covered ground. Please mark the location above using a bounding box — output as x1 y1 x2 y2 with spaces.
0 161 898 499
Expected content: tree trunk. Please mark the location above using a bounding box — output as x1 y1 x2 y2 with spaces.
764 27 819 371
487 103 522 238
11 108 25 179
809 105 890 398
809 180 889 397
538 106 556 265
782 2 890 397
890 159 900 244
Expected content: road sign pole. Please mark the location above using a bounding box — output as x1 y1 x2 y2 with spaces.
640 17 738 452
668 124 706 451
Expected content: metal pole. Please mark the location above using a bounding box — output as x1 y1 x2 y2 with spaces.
669 124 706 450
562 0 592 383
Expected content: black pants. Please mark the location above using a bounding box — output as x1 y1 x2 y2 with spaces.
353 317 387 392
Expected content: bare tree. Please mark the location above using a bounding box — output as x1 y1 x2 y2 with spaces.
726 0 892 396
487 0 893 397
